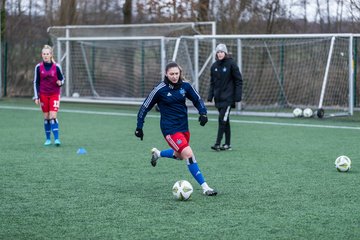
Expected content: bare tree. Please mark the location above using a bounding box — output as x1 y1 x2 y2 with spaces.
44 0 55 25
315 0 325 32
335 0 344 32
1 0 6 41
350 0 360 21
350 0 360 10
2 0 360 99
215 0 255 34
123 0 132 24
300 0 308 31
28 0 32 23
326 0 331 31
198 0 210 21
264 0 280 33
59 0 77 25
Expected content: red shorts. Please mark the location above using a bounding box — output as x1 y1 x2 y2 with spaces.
39 94 60 112
165 131 190 153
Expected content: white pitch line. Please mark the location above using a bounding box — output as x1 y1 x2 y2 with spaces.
229 119 360 130
1 105 360 130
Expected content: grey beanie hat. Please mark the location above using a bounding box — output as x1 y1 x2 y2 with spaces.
215 43 228 54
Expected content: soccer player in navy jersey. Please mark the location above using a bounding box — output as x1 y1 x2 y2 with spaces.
33 45 65 146
135 61 217 196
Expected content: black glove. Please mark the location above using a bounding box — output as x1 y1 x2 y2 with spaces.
198 115 208 126
231 102 236 108
135 128 144 141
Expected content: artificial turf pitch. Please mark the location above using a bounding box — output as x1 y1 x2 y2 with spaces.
1 98 359 239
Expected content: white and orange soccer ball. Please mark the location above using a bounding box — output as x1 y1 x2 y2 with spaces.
172 180 193 200
335 155 351 172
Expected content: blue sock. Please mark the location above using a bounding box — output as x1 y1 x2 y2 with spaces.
160 149 175 158
44 119 51 140
187 157 205 185
50 118 59 140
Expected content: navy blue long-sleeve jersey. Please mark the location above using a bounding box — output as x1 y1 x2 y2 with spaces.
137 80 207 136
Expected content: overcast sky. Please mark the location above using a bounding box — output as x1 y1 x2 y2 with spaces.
283 0 353 21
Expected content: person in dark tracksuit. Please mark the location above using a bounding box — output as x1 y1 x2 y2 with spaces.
207 43 243 151
135 62 217 196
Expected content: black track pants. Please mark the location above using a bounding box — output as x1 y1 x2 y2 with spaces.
215 105 231 145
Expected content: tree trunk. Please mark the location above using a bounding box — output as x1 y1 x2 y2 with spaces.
59 0 77 25
326 0 331 31
302 0 308 31
1 0 6 41
123 0 134 95
123 0 132 24
198 0 210 21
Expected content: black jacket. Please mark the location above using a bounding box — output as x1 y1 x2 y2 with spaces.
207 57 243 108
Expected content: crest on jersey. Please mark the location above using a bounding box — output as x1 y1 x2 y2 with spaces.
179 88 185 96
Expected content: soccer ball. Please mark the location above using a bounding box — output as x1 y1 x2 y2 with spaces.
316 108 325 118
293 108 303 117
72 92 80 98
335 155 351 172
303 108 313 118
172 180 193 200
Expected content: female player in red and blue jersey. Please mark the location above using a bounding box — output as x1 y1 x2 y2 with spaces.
33 45 64 146
135 61 217 196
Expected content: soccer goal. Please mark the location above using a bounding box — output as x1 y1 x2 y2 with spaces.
47 22 215 104
174 34 355 118
48 24 356 118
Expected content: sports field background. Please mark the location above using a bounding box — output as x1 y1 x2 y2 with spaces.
1 98 359 239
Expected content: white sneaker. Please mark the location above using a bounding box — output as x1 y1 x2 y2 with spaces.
150 148 160 167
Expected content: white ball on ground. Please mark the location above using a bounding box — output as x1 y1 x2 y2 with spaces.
303 108 313 118
335 155 351 172
172 180 193 201
72 92 80 98
293 108 303 117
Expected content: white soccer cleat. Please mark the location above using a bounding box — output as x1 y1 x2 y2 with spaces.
150 148 160 167
54 139 61 147
44 139 51 146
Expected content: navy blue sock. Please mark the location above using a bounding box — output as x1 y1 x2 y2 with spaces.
50 118 59 140
186 157 205 185
160 149 175 159
44 119 51 140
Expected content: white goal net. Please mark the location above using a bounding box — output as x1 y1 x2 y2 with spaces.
174 34 355 118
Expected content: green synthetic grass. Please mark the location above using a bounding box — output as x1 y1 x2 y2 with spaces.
1 98 360 239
